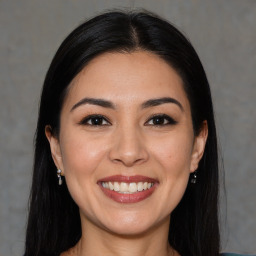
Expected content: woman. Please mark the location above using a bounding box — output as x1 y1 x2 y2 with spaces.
24 10 241 256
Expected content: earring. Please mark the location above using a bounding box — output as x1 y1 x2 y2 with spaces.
57 169 62 185
190 171 197 184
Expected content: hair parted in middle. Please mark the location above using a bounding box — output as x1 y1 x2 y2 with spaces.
25 10 219 256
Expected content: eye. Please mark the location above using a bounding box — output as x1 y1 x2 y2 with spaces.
145 114 177 126
79 115 111 126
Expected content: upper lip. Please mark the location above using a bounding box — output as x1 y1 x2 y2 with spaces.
98 175 158 183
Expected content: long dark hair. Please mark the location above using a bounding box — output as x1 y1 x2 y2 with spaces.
24 10 220 256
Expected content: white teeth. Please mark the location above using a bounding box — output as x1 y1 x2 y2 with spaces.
101 181 154 193
129 183 137 193
137 182 143 192
120 182 129 192
114 182 119 191
109 182 114 190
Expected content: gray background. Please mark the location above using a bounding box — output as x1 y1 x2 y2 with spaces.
0 0 255 255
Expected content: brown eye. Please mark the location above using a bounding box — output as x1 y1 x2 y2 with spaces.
80 115 110 126
146 114 177 126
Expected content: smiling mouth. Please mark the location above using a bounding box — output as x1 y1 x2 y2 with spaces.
101 181 154 193
98 175 158 203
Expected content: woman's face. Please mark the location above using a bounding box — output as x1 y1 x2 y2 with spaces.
47 51 207 236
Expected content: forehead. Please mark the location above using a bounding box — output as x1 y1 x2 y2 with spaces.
63 51 190 110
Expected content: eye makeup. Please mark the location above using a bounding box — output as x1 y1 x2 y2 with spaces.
145 114 177 126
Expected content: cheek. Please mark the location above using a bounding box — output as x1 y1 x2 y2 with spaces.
59 132 109 213
60 132 107 179
150 139 192 216
151 133 193 176
149 132 193 211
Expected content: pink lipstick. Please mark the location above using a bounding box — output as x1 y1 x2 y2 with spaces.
98 175 158 203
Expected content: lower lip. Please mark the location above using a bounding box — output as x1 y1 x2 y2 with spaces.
99 185 157 203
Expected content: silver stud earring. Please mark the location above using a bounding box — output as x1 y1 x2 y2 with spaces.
57 169 62 185
190 172 197 184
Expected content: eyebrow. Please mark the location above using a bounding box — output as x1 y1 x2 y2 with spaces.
71 97 184 112
141 97 184 111
71 98 115 111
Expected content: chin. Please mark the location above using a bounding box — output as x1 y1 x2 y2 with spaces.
99 212 169 237
105 224 154 237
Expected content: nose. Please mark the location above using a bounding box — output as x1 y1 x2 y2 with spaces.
109 125 149 167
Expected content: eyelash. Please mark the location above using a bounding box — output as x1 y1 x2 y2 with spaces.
79 114 111 126
145 114 177 126
79 114 177 127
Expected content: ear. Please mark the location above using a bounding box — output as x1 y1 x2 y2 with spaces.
190 121 208 173
45 125 65 175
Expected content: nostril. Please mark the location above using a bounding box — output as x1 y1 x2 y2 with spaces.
111 155 148 167
108 130 149 166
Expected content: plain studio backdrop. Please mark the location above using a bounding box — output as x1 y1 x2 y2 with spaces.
0 1 255 255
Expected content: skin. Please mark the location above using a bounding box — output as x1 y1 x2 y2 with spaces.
46 51 208 256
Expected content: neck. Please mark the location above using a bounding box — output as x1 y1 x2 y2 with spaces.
68 215 179 256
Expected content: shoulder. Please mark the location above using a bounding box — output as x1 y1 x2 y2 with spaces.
221 253 255 256
60 250 74 256
60 246 78 256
